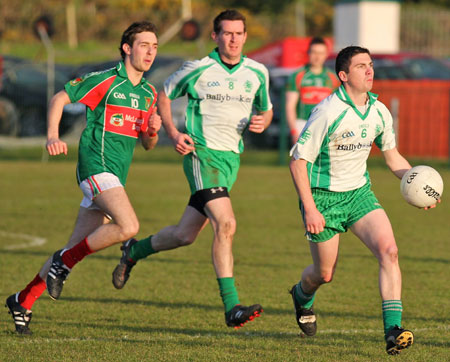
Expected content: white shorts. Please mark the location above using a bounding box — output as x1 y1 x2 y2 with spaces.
79 172 123 210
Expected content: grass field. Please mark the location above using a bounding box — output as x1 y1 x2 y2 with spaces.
0 147 449 361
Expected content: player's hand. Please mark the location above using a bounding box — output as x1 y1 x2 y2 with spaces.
46 138 68 156
423 199 441 210
248 115 265 134
147 107 161 135
304 208 326 234
172 132 195 155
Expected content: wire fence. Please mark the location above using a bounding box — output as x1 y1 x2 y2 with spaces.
401 5 450 58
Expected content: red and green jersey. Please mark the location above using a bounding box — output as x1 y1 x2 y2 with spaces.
65 62 157 186
286 65 339 120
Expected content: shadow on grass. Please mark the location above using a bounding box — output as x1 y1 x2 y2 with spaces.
55 296 449 324
3 249 448 267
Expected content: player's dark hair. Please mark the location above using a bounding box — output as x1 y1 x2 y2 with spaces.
308 37 327 52
119 21 158 60
213 9 246 34
335 46 371 76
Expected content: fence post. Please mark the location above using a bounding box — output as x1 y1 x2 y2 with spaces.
390 97 399 145
36 24 54 163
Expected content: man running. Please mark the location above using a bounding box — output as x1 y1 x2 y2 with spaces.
112 10 273 329
6 21 161 335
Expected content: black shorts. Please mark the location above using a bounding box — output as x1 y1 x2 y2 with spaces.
188 187 229 216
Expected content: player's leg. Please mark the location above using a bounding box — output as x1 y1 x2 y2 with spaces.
138 204 209 254
350 208 413 354
204 197 235 278
290 234 340 336
203 195 263 329
290 186 348 336
112 204 208 289
47 185 139 299
6 207 108 334
41 207 109 278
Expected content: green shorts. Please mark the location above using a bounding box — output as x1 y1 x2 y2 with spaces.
183 146 240 194
299 182 383 242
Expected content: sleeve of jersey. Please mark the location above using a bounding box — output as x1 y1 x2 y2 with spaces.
164 60 201 100
252 65 273 112
286 72 298 92
326 70 340 90
375 104 397 151
289 106 329 162
64 73 116 111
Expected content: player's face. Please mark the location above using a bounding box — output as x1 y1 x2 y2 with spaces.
308 43 328 68
339 53 374 93
126 31 158 73
212 20 247 64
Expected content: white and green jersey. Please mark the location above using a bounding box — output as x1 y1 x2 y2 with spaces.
290 85 396 192
164 48 272 153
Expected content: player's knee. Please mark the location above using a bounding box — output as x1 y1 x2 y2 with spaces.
319 271 334 284
380 243 399 264
120 220 139 240
314 267 334 284
173 229 196 246
216 217 236 238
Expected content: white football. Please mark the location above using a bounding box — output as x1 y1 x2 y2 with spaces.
400 165 444 208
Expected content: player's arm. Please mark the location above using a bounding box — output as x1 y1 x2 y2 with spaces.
285 91 300 142
248 109 273 133
289 158 325 234
46 90 71 156
383 148 440 210
140 107 161 151
382 147 411 179
157 90 194 155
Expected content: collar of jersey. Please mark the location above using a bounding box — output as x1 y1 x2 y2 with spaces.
336 85 378 120
209 48 246 74
116 61 147 85
304 64 329 76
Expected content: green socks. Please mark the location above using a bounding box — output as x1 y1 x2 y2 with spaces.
217 277 241 313
382 300 403 337
294 282 316 309
128 235 158 262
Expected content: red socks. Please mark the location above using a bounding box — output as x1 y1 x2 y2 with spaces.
61 237 93 269
17 238 93 310
18 274 46 310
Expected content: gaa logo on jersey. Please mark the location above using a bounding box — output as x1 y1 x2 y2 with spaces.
110 113 124 127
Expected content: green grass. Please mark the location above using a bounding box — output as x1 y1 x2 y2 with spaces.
0 149 449 361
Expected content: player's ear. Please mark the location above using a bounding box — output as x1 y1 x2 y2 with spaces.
338 70 347 83
211 31 217 42
122 43 132 56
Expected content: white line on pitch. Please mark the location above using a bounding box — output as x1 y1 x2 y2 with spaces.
0 231 47 250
